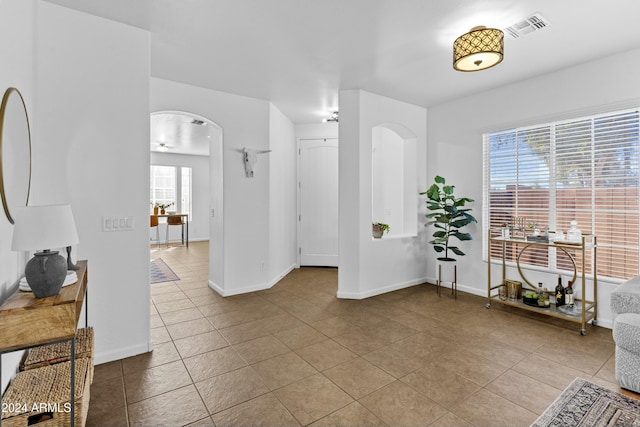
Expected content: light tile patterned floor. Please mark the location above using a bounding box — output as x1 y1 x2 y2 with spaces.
87 241 639 426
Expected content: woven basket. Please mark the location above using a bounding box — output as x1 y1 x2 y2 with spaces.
1 358 91 427
22 328 94 384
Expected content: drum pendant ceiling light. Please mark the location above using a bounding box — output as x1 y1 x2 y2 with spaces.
453 26 504 72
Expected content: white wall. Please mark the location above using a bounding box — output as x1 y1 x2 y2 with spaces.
35 2 151 362
428 48 640 329
295 122 339 140
151 78 297 296
268 104 297 282
338 90 428 298
150 152 210 242
0 0 36 394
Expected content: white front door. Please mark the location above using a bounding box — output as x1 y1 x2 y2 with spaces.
299 138 339 266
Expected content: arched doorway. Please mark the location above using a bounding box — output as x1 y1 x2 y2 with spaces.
150 111 224 289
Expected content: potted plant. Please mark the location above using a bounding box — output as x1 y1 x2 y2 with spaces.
372 222 390 239
151 202 159 215
421 176 476 291
156 202 174 215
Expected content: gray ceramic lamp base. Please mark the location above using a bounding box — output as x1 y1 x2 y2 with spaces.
25 251 67 298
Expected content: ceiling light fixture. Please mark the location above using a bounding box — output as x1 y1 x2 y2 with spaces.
322 111 339 123
157 143 169 152
453 26 504 72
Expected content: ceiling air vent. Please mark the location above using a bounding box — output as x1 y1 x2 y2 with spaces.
505 13 550 39
191 119 205 126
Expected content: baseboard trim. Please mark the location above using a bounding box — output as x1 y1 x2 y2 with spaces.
209 280 271 297
208 264 297 297
337 277 428 300
268 264 296 288
94 341 151 365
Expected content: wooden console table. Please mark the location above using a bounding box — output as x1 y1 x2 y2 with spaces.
0 260 88 427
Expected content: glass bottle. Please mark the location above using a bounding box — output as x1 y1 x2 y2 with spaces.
537 282 544 306
555 275 565 307
543 288 550 307
567 220 582 243
565 280 575 308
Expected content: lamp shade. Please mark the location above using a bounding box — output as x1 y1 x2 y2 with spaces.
11 204 79 251
453 26 504 72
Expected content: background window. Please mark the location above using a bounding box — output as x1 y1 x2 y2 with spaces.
483 108 640 281
150 165 193 218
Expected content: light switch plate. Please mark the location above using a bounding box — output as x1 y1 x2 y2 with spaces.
103 216 135 232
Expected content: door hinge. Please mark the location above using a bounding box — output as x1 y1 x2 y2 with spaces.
298 214 301 221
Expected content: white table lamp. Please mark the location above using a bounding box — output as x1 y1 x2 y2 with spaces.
11 204 79 298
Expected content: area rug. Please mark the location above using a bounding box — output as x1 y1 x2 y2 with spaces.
532 377 640 427
150 258 179 284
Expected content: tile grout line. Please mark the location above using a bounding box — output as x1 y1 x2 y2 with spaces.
96 243 628 426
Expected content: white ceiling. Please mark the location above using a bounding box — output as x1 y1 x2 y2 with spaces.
150 113 211 156
45 0 640 138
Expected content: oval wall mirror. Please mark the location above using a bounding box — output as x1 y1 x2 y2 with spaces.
0 87 32 224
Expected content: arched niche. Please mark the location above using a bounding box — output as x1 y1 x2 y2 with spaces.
371 123 417 238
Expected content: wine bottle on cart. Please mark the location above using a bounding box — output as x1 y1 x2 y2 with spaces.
565 280 575 308
555 275 565 307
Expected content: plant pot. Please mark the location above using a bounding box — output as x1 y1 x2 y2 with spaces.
372 225 384 239
160 209 166 215
436 257 457 283
153 207 158 215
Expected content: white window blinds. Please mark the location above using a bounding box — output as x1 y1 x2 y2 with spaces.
150 165 193 217
483 108 640 281
150 165 176 210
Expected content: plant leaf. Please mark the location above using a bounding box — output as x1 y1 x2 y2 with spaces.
426 184 440 201
454 197 474 206
444 205 458 215
454 232 472 241
450 218 472 228
450 247 466 256
464 212 478 223
434 176 445 184
443 185 454 195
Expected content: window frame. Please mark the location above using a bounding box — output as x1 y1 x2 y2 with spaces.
150 164 193 219
483 107 640 283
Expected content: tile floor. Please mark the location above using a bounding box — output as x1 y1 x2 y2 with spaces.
87 241 639 426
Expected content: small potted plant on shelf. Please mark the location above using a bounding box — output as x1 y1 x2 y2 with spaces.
156 202 174 215
151 202 159 215
372 222 390 239
421 175 476 289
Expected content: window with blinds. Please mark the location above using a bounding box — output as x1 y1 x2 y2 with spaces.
150 165 193 217
150 165 176 210
483 108 640 281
